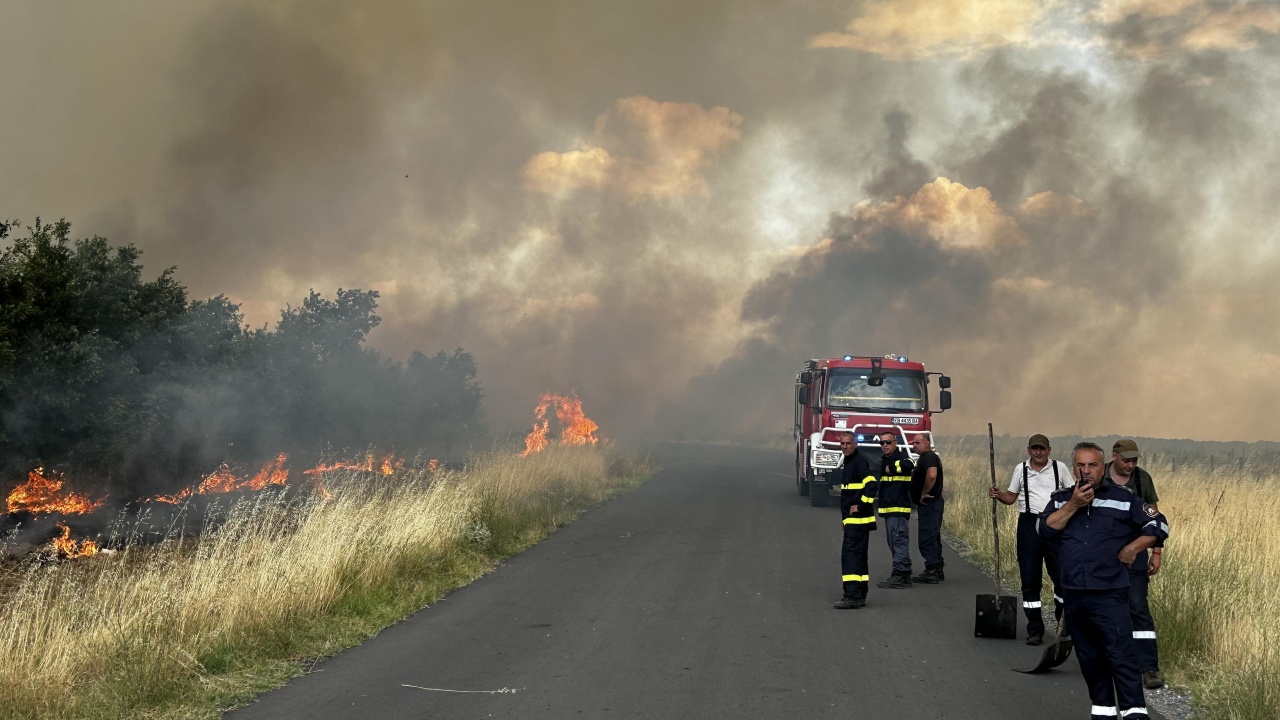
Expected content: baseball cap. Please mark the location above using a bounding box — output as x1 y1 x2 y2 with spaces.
1027 433 1050 448
1113 438 1140 459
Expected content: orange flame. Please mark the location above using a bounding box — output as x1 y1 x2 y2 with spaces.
426 458 441 473
49 522 99 558
6 468 107 516
304 453 404 477
196 453 290 494
521 392 599 456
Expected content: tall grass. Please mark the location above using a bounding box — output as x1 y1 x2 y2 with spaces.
941 440 1280 720
0 445 652 720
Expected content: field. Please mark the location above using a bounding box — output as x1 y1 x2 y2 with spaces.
942 436 1280 720
0 444 653 720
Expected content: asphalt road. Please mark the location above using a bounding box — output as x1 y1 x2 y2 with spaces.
227 443 1161 720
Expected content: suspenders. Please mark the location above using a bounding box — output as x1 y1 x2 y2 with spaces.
1020 461 1061 515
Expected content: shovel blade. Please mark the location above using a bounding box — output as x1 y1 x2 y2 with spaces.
974 593 1018 639
1014 638 1074 674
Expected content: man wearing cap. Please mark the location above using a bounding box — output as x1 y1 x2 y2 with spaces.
1105 438 1165 690
989 433 1071 645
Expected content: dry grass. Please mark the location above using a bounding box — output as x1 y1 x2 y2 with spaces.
941 440 1279 720
0 444 652 720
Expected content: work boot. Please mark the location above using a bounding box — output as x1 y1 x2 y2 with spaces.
911 568 940 584
934 568 945 581
877 572 912 589
832 595 862 610
1142 671 1165 690
1026 633 1043 646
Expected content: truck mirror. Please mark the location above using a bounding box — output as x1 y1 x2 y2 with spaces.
939 375 951 389
799 371 813 385
798 387 811 406
867 357 886 387
940 390 952 410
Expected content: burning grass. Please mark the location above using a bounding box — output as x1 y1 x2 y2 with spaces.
941 440 1280 720
0 444 652 720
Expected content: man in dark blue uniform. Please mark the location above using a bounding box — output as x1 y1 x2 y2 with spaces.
833 431 878 609
875 431 915 589
1041 441 1169 720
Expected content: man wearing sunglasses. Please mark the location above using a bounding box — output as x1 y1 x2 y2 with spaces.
833 431 878 609
989 433 1071 645
875 431 916 589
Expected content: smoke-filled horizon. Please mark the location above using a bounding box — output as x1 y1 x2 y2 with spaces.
4 0 1280 443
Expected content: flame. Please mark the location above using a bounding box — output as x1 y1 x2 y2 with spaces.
426 458 441 473
196 453 290 494
49 522 99 558
304 453 404 477
6 468 107 516
521 392 599 456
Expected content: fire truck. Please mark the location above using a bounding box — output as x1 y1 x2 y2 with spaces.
794 355 952 507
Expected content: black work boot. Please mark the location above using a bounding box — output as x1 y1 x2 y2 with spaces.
877 572 912 589
911 568 940 584
832 595 861 610
934 567 945 581
1026 633 1044 646
1142 671 1165 689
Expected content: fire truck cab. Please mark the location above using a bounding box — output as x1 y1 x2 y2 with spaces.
794 355 952 507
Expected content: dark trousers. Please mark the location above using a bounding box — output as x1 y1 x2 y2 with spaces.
1063 588 1148 720
1128 549 1160 672
840 523 871 597
1016 514 1062 636
883 515 911 574
916 497 945 571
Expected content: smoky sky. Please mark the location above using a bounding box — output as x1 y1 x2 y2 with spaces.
3 0 1280 444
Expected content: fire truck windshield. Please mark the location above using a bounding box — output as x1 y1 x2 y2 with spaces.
826 369 927 412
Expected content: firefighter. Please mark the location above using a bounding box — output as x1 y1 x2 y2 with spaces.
833 431 878 609
909 434 945 583
1040 441 1169 720
989 433 1071 645
875 431 915 589
1104 438 1165 690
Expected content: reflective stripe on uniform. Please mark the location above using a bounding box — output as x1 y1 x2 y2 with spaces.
879 476 911 481
1091 706 1117 716
842 574 869 582
843 516 875 525
1023 601 1042 609
1133 631 1157 639
1053 595 1064 604
1120 708 1149 717
1092 498 1130 511
860 495 876 504
878 507 911 514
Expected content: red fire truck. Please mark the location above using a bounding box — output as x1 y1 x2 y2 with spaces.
794 355 952 506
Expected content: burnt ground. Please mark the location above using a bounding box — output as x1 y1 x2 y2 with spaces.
225 443 1165 720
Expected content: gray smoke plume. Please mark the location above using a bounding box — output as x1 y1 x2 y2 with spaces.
3 0 1280 446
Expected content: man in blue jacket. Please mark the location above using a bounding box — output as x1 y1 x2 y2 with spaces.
1040 441 1169 720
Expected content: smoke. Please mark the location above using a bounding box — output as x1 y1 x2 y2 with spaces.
3 0 1280 445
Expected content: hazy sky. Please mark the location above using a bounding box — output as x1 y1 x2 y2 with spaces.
3 0 1279 442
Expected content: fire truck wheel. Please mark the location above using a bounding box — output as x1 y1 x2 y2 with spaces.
808 472 830 507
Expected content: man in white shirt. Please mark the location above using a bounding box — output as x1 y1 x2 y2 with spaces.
989 433 1072 645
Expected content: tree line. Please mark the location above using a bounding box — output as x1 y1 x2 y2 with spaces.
0 218 484 497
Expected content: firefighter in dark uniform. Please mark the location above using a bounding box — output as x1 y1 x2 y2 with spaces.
875 431 915 589
833 431 878 609
1104 438 1165 690
1040 441 1169 720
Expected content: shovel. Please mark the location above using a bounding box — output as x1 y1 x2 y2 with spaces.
1014 617 1074 673
975 422 1018 639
